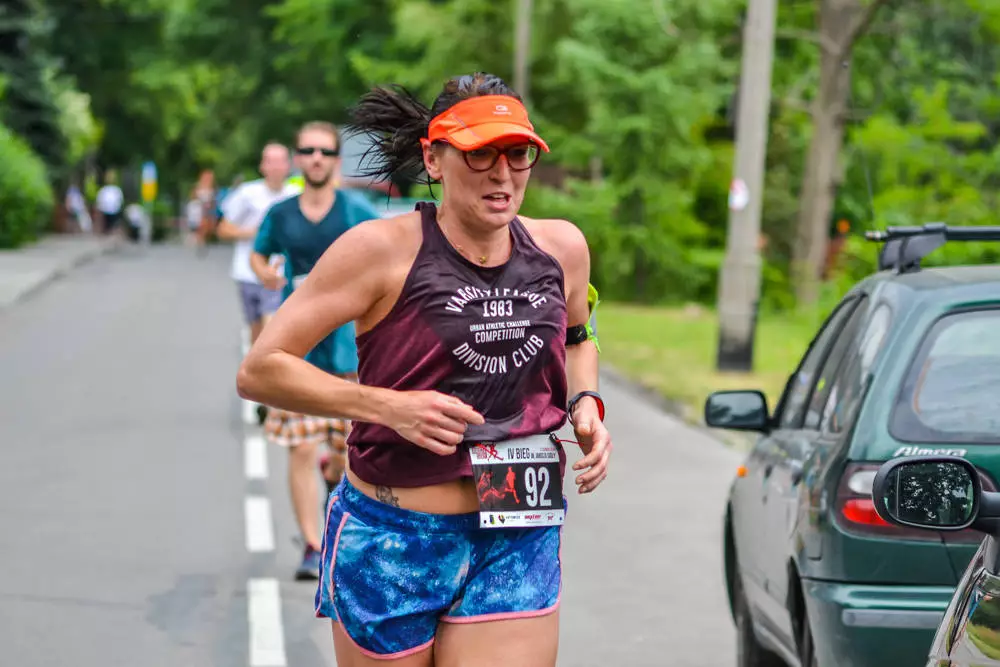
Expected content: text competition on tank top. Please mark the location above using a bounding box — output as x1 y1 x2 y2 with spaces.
347 202 569 487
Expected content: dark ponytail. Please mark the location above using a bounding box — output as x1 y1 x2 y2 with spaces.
347 73 521 186
346 85 432 184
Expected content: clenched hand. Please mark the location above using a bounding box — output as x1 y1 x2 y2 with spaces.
388 391 485 456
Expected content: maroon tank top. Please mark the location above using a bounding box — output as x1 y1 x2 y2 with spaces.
347 202 569 487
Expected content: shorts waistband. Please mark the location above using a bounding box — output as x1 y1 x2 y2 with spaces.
337 477 481 534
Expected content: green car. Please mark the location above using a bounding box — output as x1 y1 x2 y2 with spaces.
705 223 1000 667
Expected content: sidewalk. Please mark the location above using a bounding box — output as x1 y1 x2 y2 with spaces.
0 234 121 311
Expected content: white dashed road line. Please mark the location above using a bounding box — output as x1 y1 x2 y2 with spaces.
241 327 251 356
245 434 269 480
243 399 259 425
248 578 287 666
245 495 276 553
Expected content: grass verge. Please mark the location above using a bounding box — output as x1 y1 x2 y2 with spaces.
598 303 821 424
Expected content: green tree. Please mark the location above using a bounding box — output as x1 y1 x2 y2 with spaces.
0 0 69 181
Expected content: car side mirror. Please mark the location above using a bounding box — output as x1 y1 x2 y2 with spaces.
872 456 981 530
704 390 770 433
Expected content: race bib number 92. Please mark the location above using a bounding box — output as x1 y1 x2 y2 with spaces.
470 434 565 529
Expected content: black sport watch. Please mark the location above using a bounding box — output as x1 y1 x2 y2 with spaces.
567 391 605 423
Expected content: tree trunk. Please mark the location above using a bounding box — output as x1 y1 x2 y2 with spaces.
589 155 603 184
513 0 532 103
792 0 860 306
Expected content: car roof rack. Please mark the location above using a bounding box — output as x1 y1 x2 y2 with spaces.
864 223 1000 273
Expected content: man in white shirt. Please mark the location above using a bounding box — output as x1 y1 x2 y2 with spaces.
95 174 124 235
216 143 300 351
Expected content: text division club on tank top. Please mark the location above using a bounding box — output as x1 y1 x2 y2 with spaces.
347 202 570 488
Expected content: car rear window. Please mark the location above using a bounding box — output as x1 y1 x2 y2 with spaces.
891 309 1000 444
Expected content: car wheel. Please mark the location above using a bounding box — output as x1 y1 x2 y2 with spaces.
735 574 784 667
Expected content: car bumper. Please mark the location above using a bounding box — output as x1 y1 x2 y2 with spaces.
802 579 953 667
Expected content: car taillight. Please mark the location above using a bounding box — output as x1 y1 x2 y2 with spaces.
836 463 940 540
837 462 998 542
842 498 891 527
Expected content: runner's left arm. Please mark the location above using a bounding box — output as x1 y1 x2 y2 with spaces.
561 226 600 418
555 221 610 494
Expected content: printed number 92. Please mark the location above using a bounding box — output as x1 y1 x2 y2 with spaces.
524 467 552 508
482 299 514 318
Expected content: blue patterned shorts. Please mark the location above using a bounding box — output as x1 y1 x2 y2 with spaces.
314 478 563 659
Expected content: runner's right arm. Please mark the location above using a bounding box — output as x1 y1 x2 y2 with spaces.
249 211 285 291
236 216 484 454
216 220 254 240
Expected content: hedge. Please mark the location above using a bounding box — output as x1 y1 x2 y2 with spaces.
0 123 53 248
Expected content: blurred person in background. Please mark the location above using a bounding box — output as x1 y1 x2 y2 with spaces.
185 170 217 254
125 202 152 245
216 144 298 421
65 181 92 233
95 171 124 237
215 174 245 220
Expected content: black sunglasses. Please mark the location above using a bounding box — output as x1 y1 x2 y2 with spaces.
296 146 339 157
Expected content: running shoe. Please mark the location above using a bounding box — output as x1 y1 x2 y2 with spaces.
295 544 321 581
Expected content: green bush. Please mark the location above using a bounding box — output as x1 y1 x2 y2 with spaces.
0 123 54 249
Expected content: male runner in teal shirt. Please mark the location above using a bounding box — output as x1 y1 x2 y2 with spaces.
250 121 381 581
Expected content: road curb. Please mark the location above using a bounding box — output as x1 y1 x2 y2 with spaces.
0 237 123 311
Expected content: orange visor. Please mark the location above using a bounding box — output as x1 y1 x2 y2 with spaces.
423 95 550 153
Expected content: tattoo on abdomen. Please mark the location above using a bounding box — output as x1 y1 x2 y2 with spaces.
376 485 400 507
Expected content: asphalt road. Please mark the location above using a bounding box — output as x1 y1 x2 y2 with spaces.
0 242 741 666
